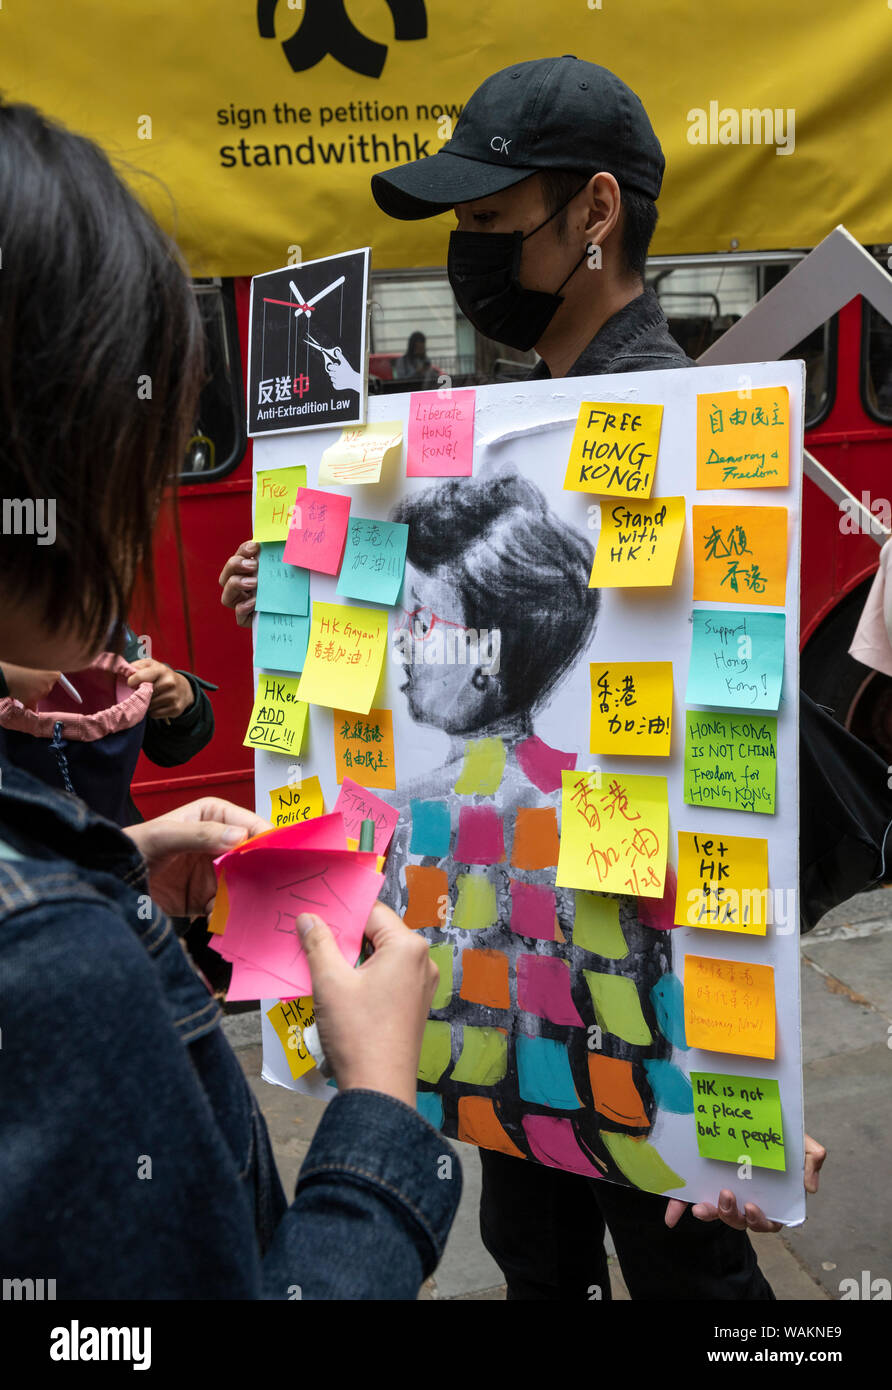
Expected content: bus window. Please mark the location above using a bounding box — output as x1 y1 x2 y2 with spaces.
862 300 892 422
181 279 246 479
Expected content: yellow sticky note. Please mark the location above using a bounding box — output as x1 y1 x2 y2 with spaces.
564 401 663 498
243 673 308 755
253 465 307 542
675 831 769 933
692 505 787 605
319 423 403 485
684 954 776 1059
333 708 396 788
296 601 388 714
697 387 790 489
590 662 673 756
266 998 317 1081
268 775 325 829
556 769 669 898
589 496 685 588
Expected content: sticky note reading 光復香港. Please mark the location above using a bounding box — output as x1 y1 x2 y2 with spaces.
333 707 396 789
556 769 669 898
296 601 389 715
674 830 769 933
684 954 776 1059
686 610 785 711
589 661 673 756
691 505 787 606
683 711 777 815
692 1071 785 1170
588 496 685 587
564 401 663 499
696 387 790 489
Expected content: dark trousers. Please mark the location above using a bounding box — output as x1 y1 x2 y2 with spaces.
479 1149 776 1301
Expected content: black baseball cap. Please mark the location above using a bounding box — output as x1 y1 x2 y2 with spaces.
371 55 664 220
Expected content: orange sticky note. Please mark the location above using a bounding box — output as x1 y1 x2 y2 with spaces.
590 661 673 756
404 865 448 930
696 387 790 489
683 953 776 1059
511 806 561 870
333 708 396 789
691 505 787 606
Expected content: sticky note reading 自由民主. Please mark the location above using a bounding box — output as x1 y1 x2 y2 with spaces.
268 775 325 829
282 487 351 574
683 711 777 815
686 610 785 712
296 600 388 715
556 769 669 898
692 1071 785 1170
243 673 308 755
253 465 307 542
691 505 787 606
333 708 396 789
674 830 769 933
684 954 776 1059
589 661 673 756
564 401 663 499
696 387 790 489
588 496 685 587
336 517 409 608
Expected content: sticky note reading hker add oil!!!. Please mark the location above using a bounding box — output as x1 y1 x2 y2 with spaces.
564 401 663 499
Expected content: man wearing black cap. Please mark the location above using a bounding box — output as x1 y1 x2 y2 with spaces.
370 55 788 1301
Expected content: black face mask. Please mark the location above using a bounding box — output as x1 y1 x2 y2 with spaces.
447 182 591 351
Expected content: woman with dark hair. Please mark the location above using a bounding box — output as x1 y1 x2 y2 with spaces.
393 330 435 384
0 100 459 1299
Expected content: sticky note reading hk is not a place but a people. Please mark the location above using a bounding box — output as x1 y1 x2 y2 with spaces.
243 674 308 755
696 386 790 489
674 830 769 933
684 954 776 1060
564 401 663 499
692 1071 786 1171
589 661 673 757
684 711 777 815
556 769 669 898
589 497 685 588
319 423 403 484
407 389 475 477
296 600 389 715
686 610 786 712
282 487 351 574
253 465 307 542
336 517 409 608
692 505 787 606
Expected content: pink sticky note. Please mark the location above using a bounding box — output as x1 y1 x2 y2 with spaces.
214 813 349 874
522 1115 605 1178
406 388 475 477
283 487 351 573
516 955 584 1025
454 804 505 865
516 735 577 794
333 778 399 854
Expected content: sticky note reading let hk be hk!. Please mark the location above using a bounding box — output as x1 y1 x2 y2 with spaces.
564 401 663 498
407 389 475 477
686 610 785 712
684 954 776 1059
588 497 685 588
296 601 388 715
253 465 307 542
319 423 403 485
684 711 777 815
692 1071 785 1170
590 661 673 757
282 487 351 574
692 505 787 605
556 769 669 898
674 831 769 933
243 674 308 755
696 387 790 489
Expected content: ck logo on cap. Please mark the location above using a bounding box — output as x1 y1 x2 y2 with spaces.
490 136 512 154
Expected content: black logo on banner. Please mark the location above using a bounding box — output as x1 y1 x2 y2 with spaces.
257 0 428 79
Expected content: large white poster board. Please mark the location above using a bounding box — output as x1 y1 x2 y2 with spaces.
250 359 805 1224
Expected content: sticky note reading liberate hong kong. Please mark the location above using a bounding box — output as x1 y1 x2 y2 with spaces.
564 401 663 498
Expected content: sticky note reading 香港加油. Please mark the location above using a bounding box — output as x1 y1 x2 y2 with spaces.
333 708 396 789
564 401 663 499
556 769 669 898
686 610 785 712
268 775 325 829
255 612 310 672
696 387 790 489
684 954 776 1059
406 389 475 477
336 517 409 607
692 1072 785 1170
674 831 769 933
589 661 673 756
243 673 308 755
588 497 685 587
333 777 400 854
266 997 318 1081
253 465 307 542
683 711 777 815
282 487 351 574
256 541 310 617
319 423 403 485
691 505 787 606
296 601 389 715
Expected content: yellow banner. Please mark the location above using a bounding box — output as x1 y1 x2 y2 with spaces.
4 2 891 274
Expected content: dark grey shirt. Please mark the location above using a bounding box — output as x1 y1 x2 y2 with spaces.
530 287 695 378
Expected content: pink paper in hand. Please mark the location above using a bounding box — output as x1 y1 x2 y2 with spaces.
282 487 351 573
407 388 475 477
334 778 399 853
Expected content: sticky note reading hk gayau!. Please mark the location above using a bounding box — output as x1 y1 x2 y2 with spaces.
564 401 663 498
296 601 388 714
589 497 685 587
696 387 790 489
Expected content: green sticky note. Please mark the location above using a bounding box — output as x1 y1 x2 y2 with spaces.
453 873 498 930
601 1131 685 1193
418 1020 452 1084
429 943 454 1011
691 1071 786 1171
583 970 652 1044
573 892 629 959
336 517 409 607
683 711 777 814
451 1026 507 1085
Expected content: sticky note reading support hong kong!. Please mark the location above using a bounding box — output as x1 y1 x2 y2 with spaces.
683 711 777 814
564 401 663 498
589 497 685 587
686 610 786 711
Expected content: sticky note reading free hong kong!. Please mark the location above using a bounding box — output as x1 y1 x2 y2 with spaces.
243 674 308 755
588 497 685 587
686 610 786 712
696 386 790 489
407 389 475 477
691 505 787 606
296 601 389 715
556 769 669 898
589 661 673 757
691 1072 786 1171
253 465 307 542
683 954 776 1060
674 830 769 933
683 711 777 815
563 401 663 499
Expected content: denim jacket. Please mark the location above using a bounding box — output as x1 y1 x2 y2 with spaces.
0 764 461 1298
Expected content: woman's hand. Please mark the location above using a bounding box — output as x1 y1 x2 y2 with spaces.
297 902 438 1108
124 798 271 917
664 1132 827 1231
127 658 194 719
1 664 61 708
219 540 259 628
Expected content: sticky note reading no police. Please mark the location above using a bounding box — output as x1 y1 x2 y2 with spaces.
564 401 663 498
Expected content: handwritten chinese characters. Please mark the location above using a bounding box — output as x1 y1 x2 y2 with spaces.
296 601 388 714
556 769 669 898
333 708 396 788
696 387 790 489
692 505 787 605
684 954 776 1059
589 661 673 756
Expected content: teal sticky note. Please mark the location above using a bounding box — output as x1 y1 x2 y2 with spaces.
686 610 785 711
255 612 310 672
336 517 409 607
256 541 310 617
